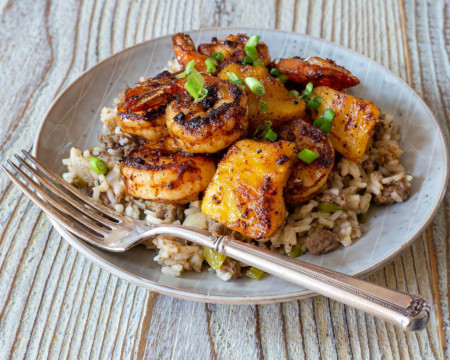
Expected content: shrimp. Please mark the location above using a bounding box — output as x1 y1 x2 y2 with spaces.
172 33 209 72
278 119 335 204
272 57 360 90
116 71 178 140
121 139 216 204
165 75 248 153
198 34 271 66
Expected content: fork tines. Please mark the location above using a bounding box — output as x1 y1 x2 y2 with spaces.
2 150 124 247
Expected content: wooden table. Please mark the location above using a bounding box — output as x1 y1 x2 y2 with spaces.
0 1 448 358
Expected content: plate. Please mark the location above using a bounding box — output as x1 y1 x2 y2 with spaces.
34 28 448 304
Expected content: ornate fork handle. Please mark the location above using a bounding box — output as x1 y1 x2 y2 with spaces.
141 225 429 331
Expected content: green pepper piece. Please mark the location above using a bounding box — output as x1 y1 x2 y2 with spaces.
358 211 369 224
317 202 343 212
71 177 88 189
287 243 304 258
203 247 227 270
245 267 265 280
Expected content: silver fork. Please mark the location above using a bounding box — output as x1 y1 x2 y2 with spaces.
3 150 430 331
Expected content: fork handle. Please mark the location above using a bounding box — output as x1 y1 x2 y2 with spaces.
142 225 429 331
217 235 429 331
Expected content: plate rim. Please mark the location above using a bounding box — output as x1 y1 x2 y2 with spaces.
33 27 449 304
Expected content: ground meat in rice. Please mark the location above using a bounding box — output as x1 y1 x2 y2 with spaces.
306 229 340 255
374 179 411 205
146 202 185 223
219 258 242 279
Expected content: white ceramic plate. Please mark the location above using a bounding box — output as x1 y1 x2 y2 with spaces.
34 28 448 304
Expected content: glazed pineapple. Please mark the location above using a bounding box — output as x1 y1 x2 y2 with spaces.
218 63 306 132
312 86 379 162
201 139 296 239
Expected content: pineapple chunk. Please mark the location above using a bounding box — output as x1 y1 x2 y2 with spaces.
201 139 296 239
218 63 306 133
313 86 379 162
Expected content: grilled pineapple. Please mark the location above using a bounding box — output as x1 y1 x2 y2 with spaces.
313 86 379 162
201 139 296 239
218 63 306 133
278 119 335 204
122 141 216 204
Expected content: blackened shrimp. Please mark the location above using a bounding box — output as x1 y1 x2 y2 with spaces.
122 139 216 204
198 34 271 66
272 57 360 90
172 33 210 72
166 75 248 153
116 71 178 140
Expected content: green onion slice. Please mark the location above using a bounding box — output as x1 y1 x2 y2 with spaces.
227 72 245 88
278 74 288 84
301 82 314 99
269 68 282 77
245 267 265 280
307 96 322 110
288 90 300 98
205 58 217 73
185 69 208 102
317 202 343 212
245 77 265 96
89 156 108 175
211 52 225 61
259 99 268 113
244 34 259 58
297 149 319 164
313 108 335 133
323 109 336 120
243 56 254 65
253 120 273 137
264 128 277 142
203 247 227 270
253 61 265 67
71 177 88 189
176 60 196 78
287 243 304 258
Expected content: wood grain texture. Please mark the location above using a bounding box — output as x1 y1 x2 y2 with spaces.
0 0 448 359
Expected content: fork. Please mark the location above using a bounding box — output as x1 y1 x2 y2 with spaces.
2 150 430 331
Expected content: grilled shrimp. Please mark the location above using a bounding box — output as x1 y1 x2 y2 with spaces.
172 33 210 72
278 119 335 204
198 34 271 66
272 57 359 90
117 71 177 140
121 140 216 204
166 75 248 153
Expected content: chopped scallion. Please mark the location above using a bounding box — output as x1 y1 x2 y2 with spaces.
253 61 265 67
243 56 254 65
323 109 336 120
301 82 314 100
185 69 208 102
313 108 335 133
205 58 217 73
297 149 319 164
358 210 369 224
176 60 196 79
259 99 268 113
245 77 265 96
89 156 108 175
288 90 300 98
307 96 322 110
278 74 288 84
211 52 225 61
269 68 282 77
244 34 259 58
227 72 245 88
264 128 277 142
